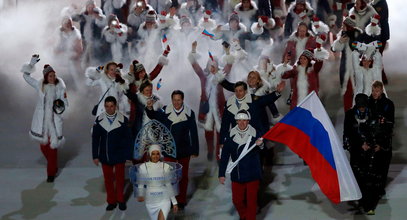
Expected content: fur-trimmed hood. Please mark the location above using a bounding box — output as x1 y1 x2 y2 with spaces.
234 1 258 12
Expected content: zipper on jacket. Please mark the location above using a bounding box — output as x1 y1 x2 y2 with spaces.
236 147 240 180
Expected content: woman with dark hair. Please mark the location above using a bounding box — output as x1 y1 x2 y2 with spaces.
124 80 163 138
21 55 69 182
282 49 326 109
123 47 169 131
136 144 179 219
352 42 383 96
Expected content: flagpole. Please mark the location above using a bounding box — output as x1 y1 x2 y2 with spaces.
297 90 316 107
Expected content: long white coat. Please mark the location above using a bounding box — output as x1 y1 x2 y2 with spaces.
352 51 383 96
23 73 68 149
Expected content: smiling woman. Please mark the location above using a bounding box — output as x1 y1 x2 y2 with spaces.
21 54 69 183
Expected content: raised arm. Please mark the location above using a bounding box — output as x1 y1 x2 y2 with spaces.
188 41 207 100
21 54 41 90
149 45 171 80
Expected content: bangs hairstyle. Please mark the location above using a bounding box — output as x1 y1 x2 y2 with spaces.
296 55 313 68
43 71 59 85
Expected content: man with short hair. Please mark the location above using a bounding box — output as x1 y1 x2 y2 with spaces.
145 90 199 210
92 96 132 211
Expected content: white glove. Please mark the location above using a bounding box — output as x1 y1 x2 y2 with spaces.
30 54 40 66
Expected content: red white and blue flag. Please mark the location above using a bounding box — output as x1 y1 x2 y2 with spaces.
202 29 214 38
156 78 162 91
162 34 168 43
263 91 361 203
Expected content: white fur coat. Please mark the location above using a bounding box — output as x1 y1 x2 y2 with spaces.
23 73 68 148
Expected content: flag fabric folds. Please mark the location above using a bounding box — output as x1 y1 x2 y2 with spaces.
263 91 361 203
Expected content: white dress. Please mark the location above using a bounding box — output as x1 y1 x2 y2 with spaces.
138 162 177 220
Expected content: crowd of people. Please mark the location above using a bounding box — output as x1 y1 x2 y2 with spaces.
21 0 394 219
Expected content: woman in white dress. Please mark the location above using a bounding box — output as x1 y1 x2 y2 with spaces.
137 144 178 220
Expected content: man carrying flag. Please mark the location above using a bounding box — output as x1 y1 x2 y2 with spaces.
262 91 361 204
219 110 264 220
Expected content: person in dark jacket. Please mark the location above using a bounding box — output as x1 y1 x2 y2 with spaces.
92 96 132 211
371 0 389 84
219 110 264 220
145 90 199 210
368 80 394 200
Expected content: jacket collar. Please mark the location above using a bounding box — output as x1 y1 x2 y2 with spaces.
165 104 191 125
230 125 256 147
98 111 124 132
226 93 252 115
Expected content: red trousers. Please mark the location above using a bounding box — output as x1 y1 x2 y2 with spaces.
102 163 125 204
40 143 58 176
164 156 190 204
231 180 260 220
343 79 354 112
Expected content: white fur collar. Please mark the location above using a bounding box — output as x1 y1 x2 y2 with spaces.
98 111 125 132
226 93 252 115
164 104 191 125
230 125 256 146
38 77 66 93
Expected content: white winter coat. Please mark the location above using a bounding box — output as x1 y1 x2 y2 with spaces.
23 73 68 148
352 51 382 96
85 68 127 116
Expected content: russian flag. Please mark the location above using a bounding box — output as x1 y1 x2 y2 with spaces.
263 91 361 204
208 51 214 62
162 34 168 43
156 78 162 90
202 29 214 38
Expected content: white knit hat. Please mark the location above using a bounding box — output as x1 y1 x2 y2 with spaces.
148 144 162 156
145 10 157 23
235 110 251 120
